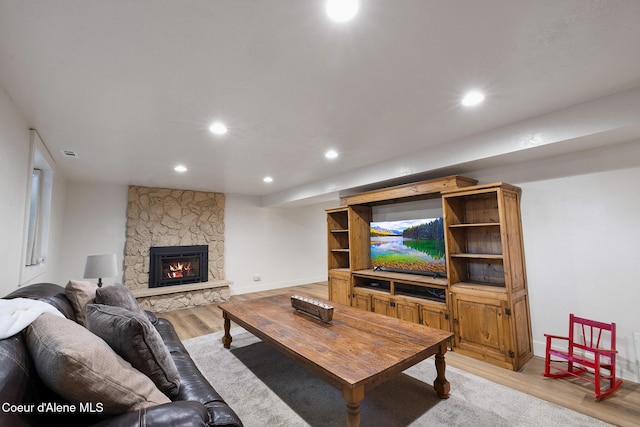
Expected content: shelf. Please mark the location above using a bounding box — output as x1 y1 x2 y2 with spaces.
326 208 349 232
448 222 500 228
450 253 503 260
352 269 447 287
450 282 508 300
328 249 350 270
451 281 507 291
395 283 446 303
354 282 391 293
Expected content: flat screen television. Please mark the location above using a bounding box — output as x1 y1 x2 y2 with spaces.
370 217 446 278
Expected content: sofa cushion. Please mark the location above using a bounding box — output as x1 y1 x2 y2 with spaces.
95 283 145 316
86 303 180 397
25 313 171 414
64 280 97 326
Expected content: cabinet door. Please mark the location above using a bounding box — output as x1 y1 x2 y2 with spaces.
420 304 450 331
352 289 372 311
328 271 351 306
372 294 395 317
395 299 420 324
451 293 513 368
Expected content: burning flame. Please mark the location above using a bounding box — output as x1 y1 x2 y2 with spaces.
167 262 192 278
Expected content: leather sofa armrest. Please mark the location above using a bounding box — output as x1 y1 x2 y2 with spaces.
3 283 76 320
144 310 158 325
89 401 210 427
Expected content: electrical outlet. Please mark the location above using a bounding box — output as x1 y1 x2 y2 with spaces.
253 274 261 281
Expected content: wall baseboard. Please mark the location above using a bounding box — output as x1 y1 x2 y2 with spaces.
230 275 327 295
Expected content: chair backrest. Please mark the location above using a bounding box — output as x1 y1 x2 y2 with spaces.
569 313 616 352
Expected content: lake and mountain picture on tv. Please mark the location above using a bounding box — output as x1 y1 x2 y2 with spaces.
370 218 446 277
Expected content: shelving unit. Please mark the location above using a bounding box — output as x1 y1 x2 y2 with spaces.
325 176 533 370
326 206 371 305
442 182 532 370
327 207 350 270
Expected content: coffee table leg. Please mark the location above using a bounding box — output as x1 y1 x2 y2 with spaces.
433 342 450 398
342 385 364 427
222 312 232 349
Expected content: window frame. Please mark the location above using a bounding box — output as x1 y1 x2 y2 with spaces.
20 130 55 285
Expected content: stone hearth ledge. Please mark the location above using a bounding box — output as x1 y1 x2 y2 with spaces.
131 280 231 312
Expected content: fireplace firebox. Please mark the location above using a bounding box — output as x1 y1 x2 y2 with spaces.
149 245 208 288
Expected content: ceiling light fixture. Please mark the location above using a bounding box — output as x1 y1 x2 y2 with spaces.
209 121 228 135
461 91 485 107
326 0 359 22
263 176 273 183
174 165 187 173
325 149 338 159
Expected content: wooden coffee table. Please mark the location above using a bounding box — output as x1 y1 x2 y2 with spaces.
219 294 454 427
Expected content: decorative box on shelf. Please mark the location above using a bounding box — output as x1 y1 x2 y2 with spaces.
290 295 334 322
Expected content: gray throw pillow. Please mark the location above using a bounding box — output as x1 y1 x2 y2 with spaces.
86 303 180 397
25 313 170 414
64 279 97 326
95 283 145 316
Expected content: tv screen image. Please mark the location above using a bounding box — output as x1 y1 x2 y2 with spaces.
370 218 446 277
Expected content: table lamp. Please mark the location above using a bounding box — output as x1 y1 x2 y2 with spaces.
83 253 118 287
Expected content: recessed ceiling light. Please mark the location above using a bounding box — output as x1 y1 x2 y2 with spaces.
461 91 485 107
326 0 359 22
325 149 339 159
263 176 273 183
174 165 187 173
209 121 228 135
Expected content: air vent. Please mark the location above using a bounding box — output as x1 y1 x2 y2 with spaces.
62 150 79 158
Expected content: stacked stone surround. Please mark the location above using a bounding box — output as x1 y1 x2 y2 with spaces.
123 186 230 311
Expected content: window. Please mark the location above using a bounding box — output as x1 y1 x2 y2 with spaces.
21 130 54 284
25 168 42 265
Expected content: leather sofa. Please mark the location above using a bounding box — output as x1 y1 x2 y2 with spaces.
0 283 243 427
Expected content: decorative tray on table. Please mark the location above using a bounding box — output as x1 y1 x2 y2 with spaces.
290 295 334 322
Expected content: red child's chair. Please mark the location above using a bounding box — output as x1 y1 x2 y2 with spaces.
543 313 622 399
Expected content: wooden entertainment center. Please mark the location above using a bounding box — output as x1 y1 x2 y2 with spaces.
326 175 533 370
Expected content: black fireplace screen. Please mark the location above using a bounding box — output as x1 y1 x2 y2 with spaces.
149 245 208 288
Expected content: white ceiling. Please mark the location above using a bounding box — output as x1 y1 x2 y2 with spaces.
1 1 640 205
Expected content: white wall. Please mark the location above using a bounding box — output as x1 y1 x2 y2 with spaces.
0 87 66 296
0 87 30 295
54 181 128 286
521 169 640 381
225 193 330 294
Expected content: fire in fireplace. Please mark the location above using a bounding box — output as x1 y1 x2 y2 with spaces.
149 245 208 288
167 261 192 279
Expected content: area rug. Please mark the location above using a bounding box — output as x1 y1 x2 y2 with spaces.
184 328 611 427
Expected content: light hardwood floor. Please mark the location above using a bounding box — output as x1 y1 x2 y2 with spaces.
158 282 639 427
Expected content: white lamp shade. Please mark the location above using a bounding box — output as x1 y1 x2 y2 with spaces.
83 253 118 279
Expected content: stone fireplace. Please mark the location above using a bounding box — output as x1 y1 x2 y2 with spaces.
123 186 231 311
